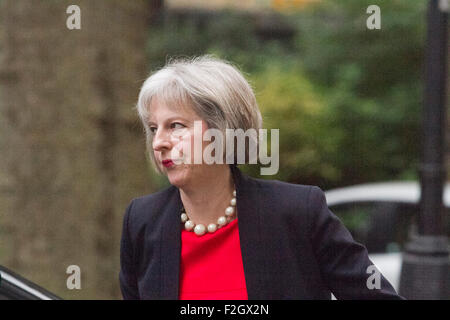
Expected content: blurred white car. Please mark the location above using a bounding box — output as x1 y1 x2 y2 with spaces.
325 181 450 294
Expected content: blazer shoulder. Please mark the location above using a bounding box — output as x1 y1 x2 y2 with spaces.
126 185 179 226
247 175 323 220
251 175 316 202
131 185 177 207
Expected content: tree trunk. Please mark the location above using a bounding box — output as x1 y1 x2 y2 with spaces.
0 0 155 299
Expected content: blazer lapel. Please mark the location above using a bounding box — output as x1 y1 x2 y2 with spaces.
160 186 182 299
230 165 266 300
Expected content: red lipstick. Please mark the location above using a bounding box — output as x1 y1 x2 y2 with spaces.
162 159 174 168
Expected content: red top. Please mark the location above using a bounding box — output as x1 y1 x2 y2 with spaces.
179 218 248 300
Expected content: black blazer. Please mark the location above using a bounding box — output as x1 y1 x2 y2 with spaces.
119 165 403 300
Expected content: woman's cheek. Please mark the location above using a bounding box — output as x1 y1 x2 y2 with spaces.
169 134 194 164
171 127 204 165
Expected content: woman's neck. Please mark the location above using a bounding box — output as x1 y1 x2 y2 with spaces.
179 165 236 226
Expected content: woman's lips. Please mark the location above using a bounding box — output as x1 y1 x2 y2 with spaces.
162 159 174 168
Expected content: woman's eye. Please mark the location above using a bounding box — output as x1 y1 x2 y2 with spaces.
171 122 185 129
149 123 184 135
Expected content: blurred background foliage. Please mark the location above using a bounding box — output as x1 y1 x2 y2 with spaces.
148 0 426 190
0 0 428 299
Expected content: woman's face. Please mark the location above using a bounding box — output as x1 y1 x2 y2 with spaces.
148 98 212 188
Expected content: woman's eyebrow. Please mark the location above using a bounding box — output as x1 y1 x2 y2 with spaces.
147 116 190 125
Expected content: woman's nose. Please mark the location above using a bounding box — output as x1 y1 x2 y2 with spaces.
152 128 172 152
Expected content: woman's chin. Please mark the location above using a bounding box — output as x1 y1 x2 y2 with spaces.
166 170 188 188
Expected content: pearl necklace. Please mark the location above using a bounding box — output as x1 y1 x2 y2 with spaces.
180 189 237 236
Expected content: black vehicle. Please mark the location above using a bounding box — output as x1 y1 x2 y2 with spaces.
0 265 61 300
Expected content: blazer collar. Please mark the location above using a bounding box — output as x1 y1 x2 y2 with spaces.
159 165 264 300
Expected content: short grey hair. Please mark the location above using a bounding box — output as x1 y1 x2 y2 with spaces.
136 55 263 173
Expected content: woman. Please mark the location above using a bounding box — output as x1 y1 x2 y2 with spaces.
119 55 403 300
